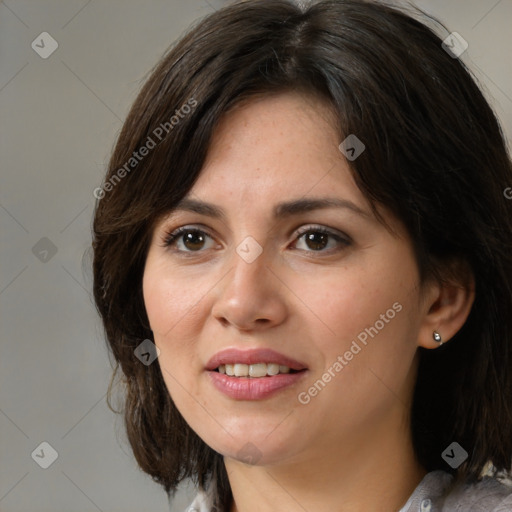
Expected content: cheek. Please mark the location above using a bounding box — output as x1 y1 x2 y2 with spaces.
296 251 419 372
288 266 397 348
142 260 207 395
143 262 204 337
295 286 417 431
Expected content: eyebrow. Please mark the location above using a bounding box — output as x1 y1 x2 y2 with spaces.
167 196 372 222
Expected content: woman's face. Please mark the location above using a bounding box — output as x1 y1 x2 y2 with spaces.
143 92 428 466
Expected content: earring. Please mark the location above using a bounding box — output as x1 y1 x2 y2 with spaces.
433 331 443 346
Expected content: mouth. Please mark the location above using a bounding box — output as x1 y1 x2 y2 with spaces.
205 347 308 372
205 348 308 400
213 363 303 377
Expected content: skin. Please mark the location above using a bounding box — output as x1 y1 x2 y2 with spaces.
143 91 475 512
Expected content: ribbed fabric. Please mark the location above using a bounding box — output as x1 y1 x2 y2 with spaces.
183 469 512 512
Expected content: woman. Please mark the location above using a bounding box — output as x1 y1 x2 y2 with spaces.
92 0 512 510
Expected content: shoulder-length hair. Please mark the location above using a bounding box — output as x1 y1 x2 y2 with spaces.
92 0 512 509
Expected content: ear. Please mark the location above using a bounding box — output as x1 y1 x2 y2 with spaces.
417 260 475 349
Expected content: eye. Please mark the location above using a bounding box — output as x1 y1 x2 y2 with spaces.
162 226 217 252
292 225 351 253
162 225 351 255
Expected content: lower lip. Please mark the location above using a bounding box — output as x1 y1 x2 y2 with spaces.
207 370 308 400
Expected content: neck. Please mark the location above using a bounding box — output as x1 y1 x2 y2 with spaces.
225 411 427 512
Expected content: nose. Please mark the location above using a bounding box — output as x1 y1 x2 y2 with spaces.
211 243 288 333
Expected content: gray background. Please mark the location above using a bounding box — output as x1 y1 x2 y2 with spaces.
1 1 511 511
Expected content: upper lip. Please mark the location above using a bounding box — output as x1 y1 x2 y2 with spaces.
205 348 308 371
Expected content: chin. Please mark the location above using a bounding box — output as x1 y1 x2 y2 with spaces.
201 427 303 468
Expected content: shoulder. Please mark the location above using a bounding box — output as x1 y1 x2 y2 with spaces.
182 471 512 512
439 472 512 511
182 487 215 512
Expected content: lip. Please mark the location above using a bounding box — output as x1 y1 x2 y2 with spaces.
207 370 308 400
205 348 309 401
205 348 308 371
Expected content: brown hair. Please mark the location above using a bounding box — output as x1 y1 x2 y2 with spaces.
92 0 512 509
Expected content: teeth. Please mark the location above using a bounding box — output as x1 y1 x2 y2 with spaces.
217 363 294 377
249 363 267 377
267 363 279 375
234 363 249 377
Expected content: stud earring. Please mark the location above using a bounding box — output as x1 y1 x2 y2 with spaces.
433 331 443 346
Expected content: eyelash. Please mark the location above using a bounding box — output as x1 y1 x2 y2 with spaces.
161 224 351 256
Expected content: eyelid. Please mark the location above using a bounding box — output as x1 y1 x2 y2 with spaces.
161 223 351 253
293 224 351 242
160 223 216 247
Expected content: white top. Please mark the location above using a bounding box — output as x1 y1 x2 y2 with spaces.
183 469 512 511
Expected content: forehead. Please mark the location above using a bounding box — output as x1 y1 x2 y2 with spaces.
204 91 340 160
155 91 398 233
188 91 362 201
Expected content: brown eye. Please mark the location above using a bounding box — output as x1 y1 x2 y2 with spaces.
302 231 329 251
164 227 215 252
293 226 350 253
